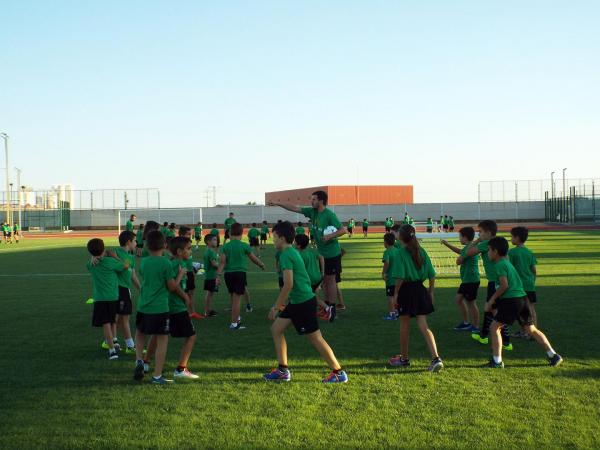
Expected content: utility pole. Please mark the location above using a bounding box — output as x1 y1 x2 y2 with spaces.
15 167 22 226
551 171 555 198
562 168 567 197
1 133 10 224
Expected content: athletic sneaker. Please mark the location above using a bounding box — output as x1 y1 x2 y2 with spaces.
108 350 118 360
483 359 504 369
174 368 200 380
263 368 291 382
246 303 253 313
322 370 348 383
454 322 472 331
469 325 480 333
389 355 410 367
125 346 135 354
151 376 173 385
382 312 398 321
336 304 346 311
549 354 563 367
206 310 218 317
329 304 337 323
101 340 109 350
134 361 145 380
113 341 121 352
428 357 444 373
229 322 246 330
472 333 489 345
503 343 514 351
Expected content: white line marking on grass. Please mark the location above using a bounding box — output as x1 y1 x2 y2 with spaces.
0 271 280 277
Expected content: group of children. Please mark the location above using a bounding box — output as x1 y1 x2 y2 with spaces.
1 222 20 244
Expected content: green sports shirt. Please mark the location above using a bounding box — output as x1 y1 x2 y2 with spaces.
459 245 480 284
203 248 219 280
396 247 436 282
222 239 251 272
300 207 342 259
224 217 236 231
295 226 305 235
508 246 537 292
248 228 260 239
168 258 188 314
476 240 497 282
494 258 527 299
382 246 402 287
114 247 136 288
138 255 174 314
299 247 322 285
279 246 314 304
86 257 126 302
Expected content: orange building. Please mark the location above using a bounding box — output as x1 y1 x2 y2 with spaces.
265 185 413 206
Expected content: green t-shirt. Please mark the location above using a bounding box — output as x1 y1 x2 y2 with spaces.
449 218 455 227
165 228 175 238
299 248 322 285
138 255 174 314
248 228 260 239
86 257 126 302
348 220 355 229
194 226 202 236
476 240 497 282
114 247 136 288
382 246 402 287
184 256 194 272
459 245 480 283
222 239 251 272
224 217 236 231
279 246 314 304
210 228 219 236
363 220 369 228
494 258 526 299
160 226 168 236
439 217 445 225
508 246 537 292
125 220 134 232
300 207 342 259
385 219 392 228
295 226 305 235
260 225 269 235
13 224 20 232
168 258 188 314
135 229 143 245
426 220 433 229
203 248 219 280
397 247 436 282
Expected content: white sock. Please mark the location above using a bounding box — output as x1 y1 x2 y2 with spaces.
493 355 502 364
546 349 556 358
126 338 134 347
231 322 238 327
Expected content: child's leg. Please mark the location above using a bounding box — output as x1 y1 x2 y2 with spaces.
523 324 555 353
119 314 133 341
336 285 345 306
178 335 196 369
387 295 396 313
467 300 480 328
455 294 468 323
244 288 250 306
102 323 115 350
111 320 118 342
490 321 503 361
400 316 410 358
305 330 342 371
153 335 169 377
416 315 439 359
528 301 538 328
231 294 241 323
323 275 336 305
204 291 213 314
146 335 158 362
135 330 146 361
271 318 291 366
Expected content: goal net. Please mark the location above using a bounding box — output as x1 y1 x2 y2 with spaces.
416 228 485 276
117 208 203 233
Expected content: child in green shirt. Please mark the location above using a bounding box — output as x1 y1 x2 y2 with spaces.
485 237 562 368
509 226 539 331
194 222 203 249
264 221 348 383
248 223 261 257
217 223 265 330
260 221 270 249
86 238 129 360
210 223 220 247
362 218 369 238
347 218 355 238
203 234 220 317
178 226 202 319
441 227 480 332
382 233 400 321
135 223 144 257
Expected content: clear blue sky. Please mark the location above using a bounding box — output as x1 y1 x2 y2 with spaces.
1 1 598 206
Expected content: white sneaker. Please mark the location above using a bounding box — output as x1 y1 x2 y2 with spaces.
174 368 199 380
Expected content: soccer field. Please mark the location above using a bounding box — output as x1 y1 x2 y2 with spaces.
1 230 599 449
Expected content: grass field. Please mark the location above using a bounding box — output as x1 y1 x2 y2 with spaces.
1 230 599 449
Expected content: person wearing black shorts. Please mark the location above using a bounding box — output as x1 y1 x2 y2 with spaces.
263 221 348 383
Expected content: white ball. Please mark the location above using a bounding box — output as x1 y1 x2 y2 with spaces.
323 226 338 236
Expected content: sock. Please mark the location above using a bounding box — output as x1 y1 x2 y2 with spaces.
231 322 238 327
278 364 288 372
125 338 134 348
546 349 556 358
493 355 502 364
152 375 162 380
113 337 118 343
480 312 494 337
176 365 185 372
501 325 511 345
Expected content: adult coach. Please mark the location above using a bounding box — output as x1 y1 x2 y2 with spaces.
224 212 237 244
126 214 136 232
268 190 347 311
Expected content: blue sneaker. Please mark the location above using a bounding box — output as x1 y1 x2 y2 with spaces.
469 325 480 333
151 376 173 385
322 370 348 383
263 368 291 382
382 312 398 321
454 322 472 331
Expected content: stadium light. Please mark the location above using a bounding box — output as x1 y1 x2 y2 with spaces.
551 171 555 198
562 168 567 197
1 133 10 224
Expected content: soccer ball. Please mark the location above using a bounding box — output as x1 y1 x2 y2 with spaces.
323 226 338 236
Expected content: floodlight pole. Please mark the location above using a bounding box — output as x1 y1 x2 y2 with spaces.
1 133 11 224
551 172 555 198
15 167 22 226
562 168 567 197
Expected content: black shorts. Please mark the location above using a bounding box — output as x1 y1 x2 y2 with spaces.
194 234 201 241
136 311 170 335
136 243 143 249
458 282 480 301
426 228 433 233
324 254 342 277
6 232 12 237
279 297 319 335
185 271 196 292
450 226 455 231
278 277 284 289
204 278 219 293
117 286 133 315
526 291 537 304
362 227 368 231
14 231 19 236
397 281 434 317
386 285 395 297
225 271 246 295
169 311 196 338
443 224 449 230
260 233 267 241
348 227 353 233
249 237 259 247
224 230 231 240
486 281 497 301
92 301 118 327
495 297 533 326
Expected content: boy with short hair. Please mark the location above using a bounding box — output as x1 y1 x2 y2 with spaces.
484 237 562 368
178 226 202 319
509 226 539 332
135 223 144 257
194 222 203 249
217 222 265 330
441 227 480 332
248 223 261 257
260 221 270 248
263 221 348 383
362 218 369 238
462 220 511 349
134 230 190 384
382 233 400 321
86 238 129 360
203 234 220 317
210 223 220 247
347 218 355 238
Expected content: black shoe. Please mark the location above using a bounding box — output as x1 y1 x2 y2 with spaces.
549 354 563 367
134 361 145 380
207 310 217 317
329 304 337 323
483 359 504 369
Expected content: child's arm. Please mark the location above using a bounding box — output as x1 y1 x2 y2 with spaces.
428 277 435 303
132 270 141 291
248 253 266 270
440 240 461 254
486 276 507 311
217 253 226 276
174 265 186 286
382 261 389 281
318 255 325 278
269 269 293 320
393 278 404 305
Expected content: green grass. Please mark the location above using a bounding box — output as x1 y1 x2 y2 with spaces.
1 231 599 449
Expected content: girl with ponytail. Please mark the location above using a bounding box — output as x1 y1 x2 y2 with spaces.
389 225 444 372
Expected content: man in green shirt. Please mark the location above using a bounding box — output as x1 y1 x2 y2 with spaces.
203 234 221 317
485 237 562 368
441 226 480 332
223 212 237 244
125 214 136 232
260 221 270 248
263 221 348 383
217 222 265 330
426 218 433 233
12 223 20 243
362 218 369 238
86 238 129 360
268 190 347 312
382 233 401 320
509 226 539 330
248 223 261 257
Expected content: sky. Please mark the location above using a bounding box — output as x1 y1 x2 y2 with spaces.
1 0 599 207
